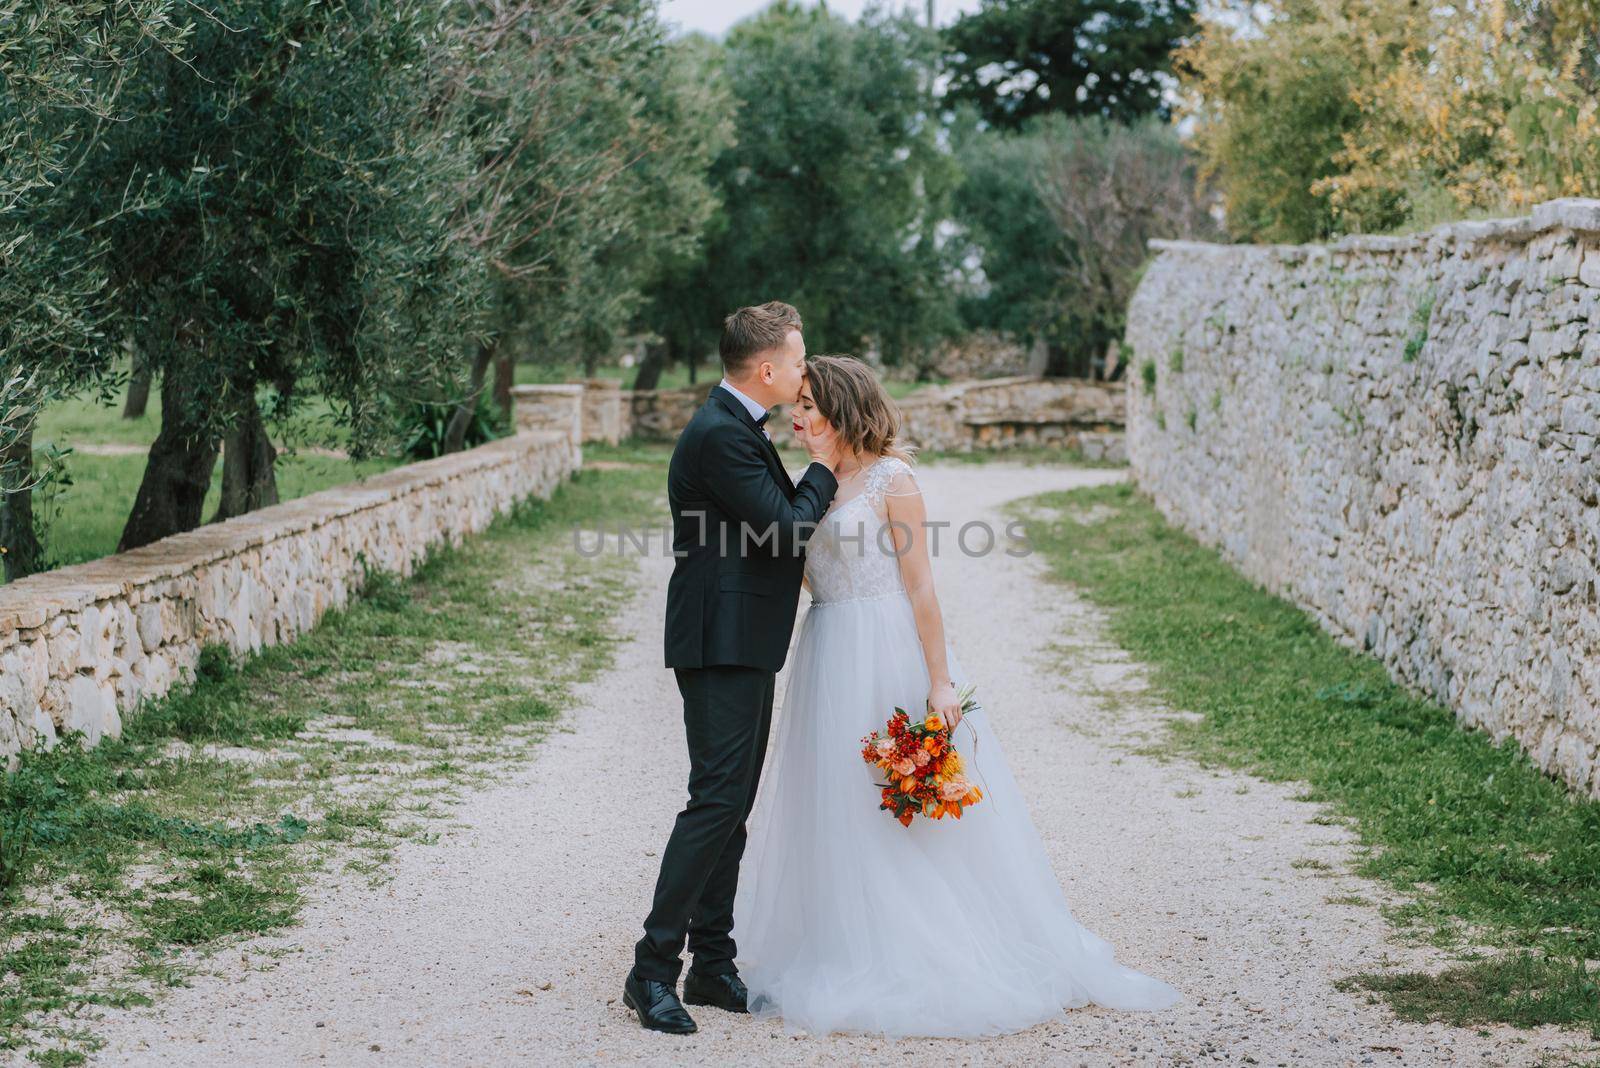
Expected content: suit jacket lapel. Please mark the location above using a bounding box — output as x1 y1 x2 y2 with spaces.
763 432 796 492
711 386 790 488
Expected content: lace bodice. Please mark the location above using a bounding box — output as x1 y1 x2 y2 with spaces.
805 456 917 606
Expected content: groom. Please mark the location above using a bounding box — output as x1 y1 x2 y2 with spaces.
624 301 839 1034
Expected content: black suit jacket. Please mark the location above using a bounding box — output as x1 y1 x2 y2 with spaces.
664 385 839 671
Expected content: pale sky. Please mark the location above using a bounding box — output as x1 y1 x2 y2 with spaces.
659 0 985 37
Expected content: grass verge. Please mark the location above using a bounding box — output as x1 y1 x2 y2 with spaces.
1016 481 1600 1039
0 451 662 1064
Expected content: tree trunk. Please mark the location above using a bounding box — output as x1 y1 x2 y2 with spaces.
212 388 279 523
117 374 220 553
443 340 495 455
492 348 515 422
0 426 43 581
123 355 153 419
632 339 667 392
1044 341 1092 379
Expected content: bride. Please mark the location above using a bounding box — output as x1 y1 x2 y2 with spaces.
730 355 1181 1039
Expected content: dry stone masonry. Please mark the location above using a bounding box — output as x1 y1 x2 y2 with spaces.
597 374 1127 454
896 376 1126 458
1125 197 1600 796
538 374 1125 455
0 429 579 765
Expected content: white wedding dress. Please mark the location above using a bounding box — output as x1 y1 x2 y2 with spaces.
730 456 1180 1038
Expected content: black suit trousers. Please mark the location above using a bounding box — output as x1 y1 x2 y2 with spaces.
633 664 775 983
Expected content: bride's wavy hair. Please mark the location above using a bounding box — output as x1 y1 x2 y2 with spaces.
803 355 917 465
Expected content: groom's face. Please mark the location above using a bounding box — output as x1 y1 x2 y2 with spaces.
763 329 807 404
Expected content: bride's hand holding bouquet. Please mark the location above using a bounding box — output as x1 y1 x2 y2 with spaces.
927 678 961 730
860 684 984 827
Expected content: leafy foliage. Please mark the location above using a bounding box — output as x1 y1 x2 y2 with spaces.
87 0 488 462
450 1 726 372
1179 0 1600 241
400 395 505 461
0 3 192 571
1314 0 1600 230
952 114 1212 377
653 2 958 367
1037 117 1215 371
0 1 190 390
944 0 1196 128
950 115 1070 349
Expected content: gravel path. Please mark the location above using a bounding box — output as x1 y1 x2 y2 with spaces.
85 464 1583 1067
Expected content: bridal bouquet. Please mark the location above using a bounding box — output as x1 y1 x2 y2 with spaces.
860 685 984 827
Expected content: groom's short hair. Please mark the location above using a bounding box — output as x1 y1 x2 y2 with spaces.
721 302 802 374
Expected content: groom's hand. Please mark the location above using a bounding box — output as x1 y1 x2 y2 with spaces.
799 422 837 467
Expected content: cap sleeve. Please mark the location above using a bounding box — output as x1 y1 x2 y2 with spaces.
866 456 918 509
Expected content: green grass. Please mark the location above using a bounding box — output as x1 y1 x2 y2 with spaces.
1017 481 1600 1038
26 449 401 574
883 379 936 399
0 457 661 1063
514 359 699 391
35 388 351 453
21 365 934 579
22 387 403 578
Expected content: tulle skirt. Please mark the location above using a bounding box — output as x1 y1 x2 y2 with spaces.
731 589 1181 1039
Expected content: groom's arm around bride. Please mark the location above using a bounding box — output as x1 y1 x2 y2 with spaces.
625 301 838 1035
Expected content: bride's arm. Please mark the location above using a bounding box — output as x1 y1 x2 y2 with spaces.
885 470 962 728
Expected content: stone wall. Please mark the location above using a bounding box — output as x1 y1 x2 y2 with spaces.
0 430 580 765
609 374 1125 456
628 383 715 442
897 376 1126 459
510 384 584 442
579 379 626 445
885 331 1048 382
1124 197 1600 795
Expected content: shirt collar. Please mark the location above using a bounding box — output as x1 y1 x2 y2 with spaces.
717 378 770 423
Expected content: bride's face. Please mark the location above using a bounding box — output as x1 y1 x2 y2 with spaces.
791 380 833 441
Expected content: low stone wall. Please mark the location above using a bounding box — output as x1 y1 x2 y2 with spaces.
0 430 580 764
886 331 1048 381
1125 197 1600 795
896 376 1126 459
510 384 584 442
604 375 1125 456
628 383 715 442
579 379 626 445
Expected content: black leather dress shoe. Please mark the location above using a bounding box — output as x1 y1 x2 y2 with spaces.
623 971 697 1034
682 970 749 1013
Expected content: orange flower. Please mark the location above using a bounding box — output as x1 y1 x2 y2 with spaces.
865 699 982 827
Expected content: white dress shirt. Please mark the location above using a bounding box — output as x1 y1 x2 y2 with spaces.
717 377 772 440
718 378 831 481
